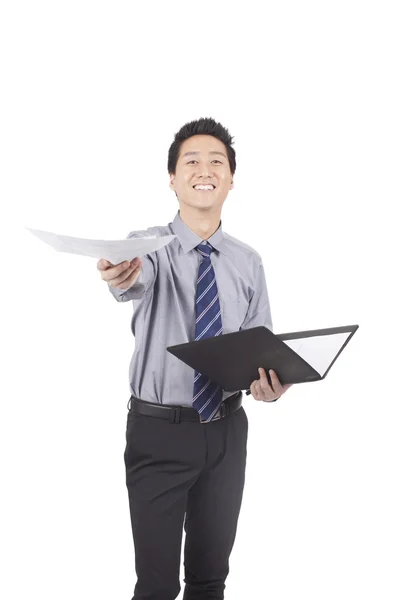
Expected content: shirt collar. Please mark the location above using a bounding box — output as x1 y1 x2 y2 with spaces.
170 210 227 255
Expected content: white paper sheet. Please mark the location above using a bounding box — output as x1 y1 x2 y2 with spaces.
26 228 177 264
282 332 350 376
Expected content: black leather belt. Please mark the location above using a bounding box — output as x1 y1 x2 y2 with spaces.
128 391 243 423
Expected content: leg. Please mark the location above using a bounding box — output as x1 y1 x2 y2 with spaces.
183 406 249 600
124 411 205 600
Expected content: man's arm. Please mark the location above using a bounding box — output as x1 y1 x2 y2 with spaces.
240 258 273 333
240 260 280 402
240 258 274 396
107 230 157 302
107 254 157 302
241 258 292 401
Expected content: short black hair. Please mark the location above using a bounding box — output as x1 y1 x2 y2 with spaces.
167 117 236 175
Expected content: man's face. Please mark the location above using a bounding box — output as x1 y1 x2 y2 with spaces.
169 135 234 211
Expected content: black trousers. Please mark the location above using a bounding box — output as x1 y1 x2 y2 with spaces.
124 395 248 600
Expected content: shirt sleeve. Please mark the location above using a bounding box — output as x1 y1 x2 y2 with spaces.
107 230 157 303
240 258 273 332
241 258 274 395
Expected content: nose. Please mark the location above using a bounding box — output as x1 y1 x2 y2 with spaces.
196 160 213 178
198 168 212 179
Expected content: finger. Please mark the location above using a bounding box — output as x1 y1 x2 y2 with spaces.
258 375 281 402
109 264 140 288
250 380 261 401
101 260 132 282
256 378 269 399
255 380 267 401
109 264 142 289
270 370 291 395
97 258 112 271
258 368 273 394
255 381 264 399
115 264 142 288
268 369 283 393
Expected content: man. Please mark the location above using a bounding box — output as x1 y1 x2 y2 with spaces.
97 117 292 600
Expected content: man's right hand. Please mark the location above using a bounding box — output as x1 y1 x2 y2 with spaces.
97 257 142 290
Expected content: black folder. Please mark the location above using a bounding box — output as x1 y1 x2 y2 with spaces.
166 324 358 394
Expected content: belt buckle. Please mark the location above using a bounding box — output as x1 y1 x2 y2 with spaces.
200 410 220 424
201 402 226 423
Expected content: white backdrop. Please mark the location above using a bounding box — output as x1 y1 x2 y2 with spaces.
1 1 399 599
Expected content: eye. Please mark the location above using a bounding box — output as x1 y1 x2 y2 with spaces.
187 160 222 165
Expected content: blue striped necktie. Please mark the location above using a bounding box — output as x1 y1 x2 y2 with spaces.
192 241 224 422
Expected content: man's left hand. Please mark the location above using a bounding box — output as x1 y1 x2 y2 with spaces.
250 368 293 402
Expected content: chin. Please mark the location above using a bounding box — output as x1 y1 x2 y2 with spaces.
184 196 214 207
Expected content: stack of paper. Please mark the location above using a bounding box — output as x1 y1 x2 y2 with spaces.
26 228 176 264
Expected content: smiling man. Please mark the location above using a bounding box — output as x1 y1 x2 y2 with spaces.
169 133 233 226
98 117 292 600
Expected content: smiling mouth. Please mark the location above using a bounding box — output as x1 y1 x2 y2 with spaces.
192 185 216 191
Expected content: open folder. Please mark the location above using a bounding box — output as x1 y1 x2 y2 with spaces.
167 324 359 394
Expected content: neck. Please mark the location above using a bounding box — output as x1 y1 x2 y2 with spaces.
178 206 221 240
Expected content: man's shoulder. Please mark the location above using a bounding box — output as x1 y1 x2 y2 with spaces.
223 232 262 263
126 224 169 239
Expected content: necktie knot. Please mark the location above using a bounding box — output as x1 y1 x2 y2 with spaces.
196 241 214 258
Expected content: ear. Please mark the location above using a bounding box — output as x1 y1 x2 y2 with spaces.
230 177 234 191
169 173 175 190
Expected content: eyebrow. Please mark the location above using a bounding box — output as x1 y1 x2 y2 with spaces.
182 151 227 158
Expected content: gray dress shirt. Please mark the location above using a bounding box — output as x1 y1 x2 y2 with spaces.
108 210 274 406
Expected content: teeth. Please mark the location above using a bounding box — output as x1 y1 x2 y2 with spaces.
194 185 214 190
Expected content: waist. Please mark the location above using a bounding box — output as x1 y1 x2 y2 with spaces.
128 391 243 423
